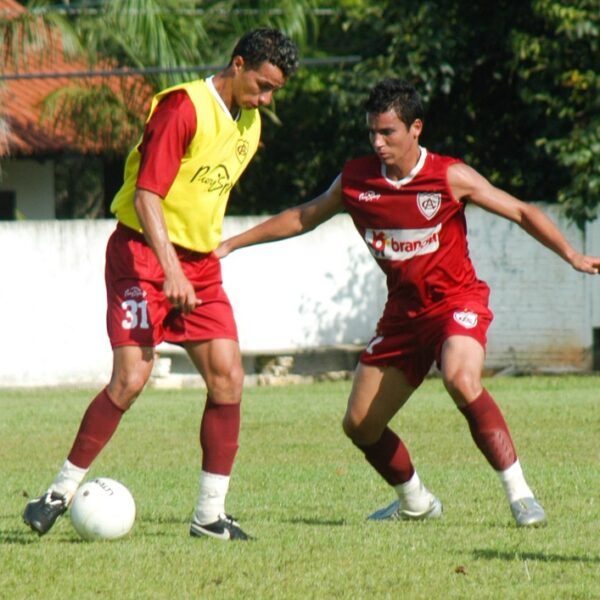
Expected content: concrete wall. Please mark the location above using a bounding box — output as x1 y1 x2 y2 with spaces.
0 220 114 386
0 205 598 386
467 206 593 368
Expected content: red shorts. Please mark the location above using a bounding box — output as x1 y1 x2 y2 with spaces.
105 224 237 348
360 298 493 388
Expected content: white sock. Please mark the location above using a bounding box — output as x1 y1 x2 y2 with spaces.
497 459 534 503
48 460 88 502
394 471 433 512
194 471 230 525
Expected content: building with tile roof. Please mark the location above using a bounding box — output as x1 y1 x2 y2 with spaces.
0 0 149 218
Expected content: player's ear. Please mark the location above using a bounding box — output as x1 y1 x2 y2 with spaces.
410 118 423 139
232 55 245 73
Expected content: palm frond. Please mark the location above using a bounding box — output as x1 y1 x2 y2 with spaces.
0 11 53 71
39 82 147 154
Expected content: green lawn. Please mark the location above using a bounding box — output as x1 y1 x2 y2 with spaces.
2 376 600 599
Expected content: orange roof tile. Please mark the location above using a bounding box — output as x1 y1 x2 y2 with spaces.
0 0 151 157
0 0 25 17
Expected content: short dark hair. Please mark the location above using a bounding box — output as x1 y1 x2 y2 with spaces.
231 28 299 78
365 78 424 127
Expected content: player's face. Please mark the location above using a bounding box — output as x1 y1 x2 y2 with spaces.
232 57 286 110
367 109 422 170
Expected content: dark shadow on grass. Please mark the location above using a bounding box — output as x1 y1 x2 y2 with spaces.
0 526 174 543
474 549 600 564
0 530 42 545
0 527 87 545
287 518 346 526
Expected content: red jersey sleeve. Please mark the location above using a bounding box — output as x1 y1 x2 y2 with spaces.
136 90 197 198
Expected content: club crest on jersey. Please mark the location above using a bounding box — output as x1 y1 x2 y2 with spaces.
358 190 380 202
235 139 250 163
453 310 478 329
417 192 441 220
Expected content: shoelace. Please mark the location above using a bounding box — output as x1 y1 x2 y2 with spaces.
41 493 66 514
219 513 239 526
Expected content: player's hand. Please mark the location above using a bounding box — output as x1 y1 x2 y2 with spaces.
163 273 202 314
570 253 600 275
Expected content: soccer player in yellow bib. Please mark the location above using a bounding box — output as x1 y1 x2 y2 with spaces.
23 28 299 541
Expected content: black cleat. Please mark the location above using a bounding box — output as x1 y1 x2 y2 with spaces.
190 513 252 541
23 492 68 535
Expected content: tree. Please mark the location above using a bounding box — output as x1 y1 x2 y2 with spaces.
3 1 598 223
510 0 600 227
31 1 317 140
245 0 599 226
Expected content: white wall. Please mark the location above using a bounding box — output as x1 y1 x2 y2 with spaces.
221 216 386 351
467 206 592 367
0 220 114 386
0 205 598 386
0 159 55 219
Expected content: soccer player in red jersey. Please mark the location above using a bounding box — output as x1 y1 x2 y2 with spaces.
23 29 299 541
217 78 600 527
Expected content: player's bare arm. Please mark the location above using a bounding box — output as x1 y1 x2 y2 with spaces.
133 188 201 312
216 175 344 258
448 162 600 274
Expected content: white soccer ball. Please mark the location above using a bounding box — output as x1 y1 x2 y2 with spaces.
70 477 136 541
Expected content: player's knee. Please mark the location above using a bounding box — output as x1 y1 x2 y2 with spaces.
342 412 378 445
443 369 482 404
226 364 245 397
206 362 245 401
108 368 151 409
342 413 355 438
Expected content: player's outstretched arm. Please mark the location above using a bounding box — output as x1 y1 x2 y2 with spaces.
448 163 600 275
216 175 344 258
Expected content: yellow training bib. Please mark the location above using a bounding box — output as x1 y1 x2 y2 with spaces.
111 78 261 252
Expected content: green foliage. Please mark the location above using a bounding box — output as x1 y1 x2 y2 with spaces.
3 377 600 598
510 0 600 226
308 1 569 199
238 0 599 224
235 0 560 211
0 3 82 71
40 79 148 154
6 0 320 156
67 0 226 89
3 1 599 223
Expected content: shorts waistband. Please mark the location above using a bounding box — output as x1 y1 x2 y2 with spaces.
116 221 146 242
116 222 213 260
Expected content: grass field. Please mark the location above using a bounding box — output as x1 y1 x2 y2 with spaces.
2 376 600 599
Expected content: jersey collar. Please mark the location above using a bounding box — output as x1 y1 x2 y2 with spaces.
381 146 427 188
205 76 241 122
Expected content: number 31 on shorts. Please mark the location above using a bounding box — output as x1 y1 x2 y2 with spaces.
121 299 149 330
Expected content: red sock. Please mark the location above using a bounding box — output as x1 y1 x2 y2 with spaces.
200 397 240 476
459 389 517 470
354 427 415 486
67 387 125 469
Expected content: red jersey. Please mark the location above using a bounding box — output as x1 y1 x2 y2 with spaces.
341 148 490 325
